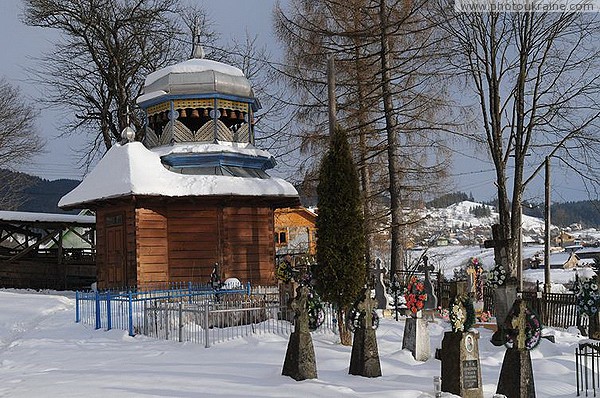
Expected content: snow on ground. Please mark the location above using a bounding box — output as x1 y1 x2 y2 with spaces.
0 289 589 397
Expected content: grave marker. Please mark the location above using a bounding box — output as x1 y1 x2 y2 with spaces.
438 331 484 398
282 285 317 381
419 256 437 311
348 288 382 377
371 258 388 310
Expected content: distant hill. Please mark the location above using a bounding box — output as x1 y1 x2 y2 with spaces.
428 191 600 228
426 192 475 208
0 169 80 214
2 168 600 227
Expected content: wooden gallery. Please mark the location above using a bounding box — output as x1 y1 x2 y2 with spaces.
58 52 299 289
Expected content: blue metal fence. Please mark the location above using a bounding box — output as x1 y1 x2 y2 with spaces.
75 283 337 347
75 282 249 337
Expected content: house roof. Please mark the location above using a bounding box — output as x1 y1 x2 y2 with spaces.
0 211 95 227
59 141 299 209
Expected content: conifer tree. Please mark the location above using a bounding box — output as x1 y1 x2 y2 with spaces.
314 125 366 346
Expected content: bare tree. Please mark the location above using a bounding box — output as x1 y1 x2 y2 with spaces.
22 0 215 167
0 78 44 209
274 0 456 276
439 10 600 281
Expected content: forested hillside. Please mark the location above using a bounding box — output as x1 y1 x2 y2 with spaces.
0 169 80 214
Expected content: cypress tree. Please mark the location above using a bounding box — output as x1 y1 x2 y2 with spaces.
314 125 366 345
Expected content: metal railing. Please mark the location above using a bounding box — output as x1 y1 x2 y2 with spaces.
75 283 337 347
75 282 250 337
577 341 600 396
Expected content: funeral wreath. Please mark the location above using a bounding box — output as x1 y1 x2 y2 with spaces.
404 275 427 316
448 294 476 333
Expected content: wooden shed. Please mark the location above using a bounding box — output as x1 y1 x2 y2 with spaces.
0 210 96 289
60 49 299 289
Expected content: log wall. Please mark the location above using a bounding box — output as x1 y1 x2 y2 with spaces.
0 257 96 290
113 199 277 287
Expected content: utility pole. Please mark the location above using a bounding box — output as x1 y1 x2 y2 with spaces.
544 156 551 293
327 56 337 136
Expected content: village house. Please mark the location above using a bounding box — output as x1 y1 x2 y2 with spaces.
274 207 317 259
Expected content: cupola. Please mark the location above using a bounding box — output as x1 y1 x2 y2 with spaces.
137 38 259 148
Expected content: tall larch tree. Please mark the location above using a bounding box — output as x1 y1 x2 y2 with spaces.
274 0 457 278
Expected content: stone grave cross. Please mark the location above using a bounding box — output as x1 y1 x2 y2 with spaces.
483 224 510 271
371 258 388 310
282 285 317 381
349 289 382 377
419 255 437 310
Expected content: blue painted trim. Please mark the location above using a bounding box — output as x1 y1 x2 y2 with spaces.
138 93 260 112
95 291 101 330
106 291 112 331
161 152 276 170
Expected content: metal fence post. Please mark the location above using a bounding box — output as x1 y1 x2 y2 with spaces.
143 300 148 335
166 304 170 341
106 291 112 331
188 281 193 304
204 300 210 348
95 291 101 330
128 291 134 337
246 281 251 296
75 291 80 323
179 302 183 342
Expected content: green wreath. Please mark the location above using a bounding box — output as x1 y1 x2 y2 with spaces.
487 263 507 288
307 290 325 331
346 289 380 332
448 295 476 333
577 278 600 316
503 300 542 350
275 260 294 283
346 307 380 332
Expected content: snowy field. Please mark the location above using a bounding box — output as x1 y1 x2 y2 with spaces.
0 289 589 397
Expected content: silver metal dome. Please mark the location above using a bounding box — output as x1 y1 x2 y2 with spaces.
141 58 254 100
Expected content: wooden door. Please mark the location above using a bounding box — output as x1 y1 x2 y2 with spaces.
105 214 126 287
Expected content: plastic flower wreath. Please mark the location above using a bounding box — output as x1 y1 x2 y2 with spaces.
449 295 476 333
577 276 600 316
487 263 507 288
346 288 380 332
404 275 427 316
503 300 542 350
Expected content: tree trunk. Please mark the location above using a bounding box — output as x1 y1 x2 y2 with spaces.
338 307 352 346
379 0 404 279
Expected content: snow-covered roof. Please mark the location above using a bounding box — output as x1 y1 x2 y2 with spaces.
139 58 253 105
58 142 298 209
146 59 245 86
0 210 95 225
152 141 273 159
